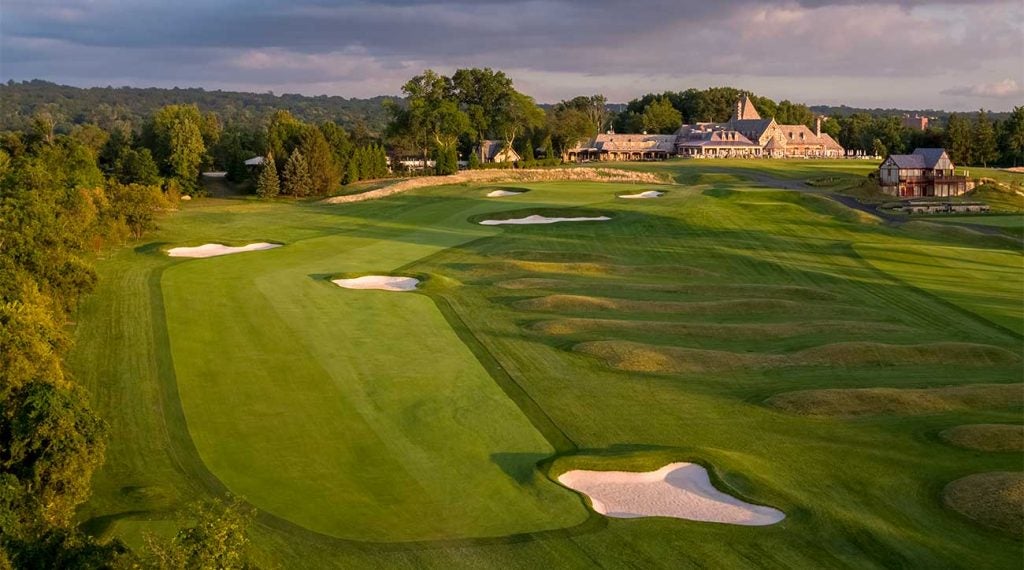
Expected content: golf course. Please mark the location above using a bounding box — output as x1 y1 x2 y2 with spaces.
70 160 1023 567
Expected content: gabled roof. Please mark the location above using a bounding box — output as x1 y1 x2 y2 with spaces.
678 129 757 147
912 148 949 169
731 95 761 121
729 118 775 139
776 125 844 150
244 156 265 166
592 133 676 152
479 139 520 161
885 154 926 169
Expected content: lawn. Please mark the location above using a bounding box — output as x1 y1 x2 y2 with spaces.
71 165 1023 568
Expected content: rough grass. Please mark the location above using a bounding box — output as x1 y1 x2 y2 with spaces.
515 294 802 315
940 424 1024 453
532 318 906 338
497 278 838 300
576 340 1019 374
766 384 1024 417
943 472 1024 536
489 261 715 278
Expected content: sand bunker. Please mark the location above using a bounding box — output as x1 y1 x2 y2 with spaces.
558 463 784 525
332 275 419 291
486 189 525 197
167 243 280 258
480 215 611 225
619 190 663 199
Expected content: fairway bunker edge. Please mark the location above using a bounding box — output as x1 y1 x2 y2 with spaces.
332 275 421 292
166 242 282 258
618 190 664 199
558 462 785 526
479 214 612 225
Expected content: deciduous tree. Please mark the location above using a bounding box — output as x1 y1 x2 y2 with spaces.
641 98 682 134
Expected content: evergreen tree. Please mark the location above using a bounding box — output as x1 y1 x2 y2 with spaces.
256 152 279 198
468 149 480 169
282 149 311 197
299 127 339 196
377 145 390 178
972 110 999 167
945 113 972 166
344 155 359 185
434 146 458 175
1003 106 1024 167
541 135 555 160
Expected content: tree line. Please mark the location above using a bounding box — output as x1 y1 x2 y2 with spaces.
0 120 255 568
254 111 389 198
0 79 389 137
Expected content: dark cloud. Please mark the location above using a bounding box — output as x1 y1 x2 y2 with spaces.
2 0 1021 109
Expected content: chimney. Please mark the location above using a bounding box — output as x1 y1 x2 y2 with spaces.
815 117 822 137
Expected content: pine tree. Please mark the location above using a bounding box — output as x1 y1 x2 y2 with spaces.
945 114 972 166
1004 106 1024 167
299 127 340 196
468 149 481 169
517 137 535 162
256 152 279 198
282 149 311 197
344 153 359 185
972 110 999 168
378 145 390 178
542 135 555 160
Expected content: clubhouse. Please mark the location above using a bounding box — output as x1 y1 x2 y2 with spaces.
565 95 845 161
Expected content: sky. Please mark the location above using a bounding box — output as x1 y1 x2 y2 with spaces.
2 0 1022 111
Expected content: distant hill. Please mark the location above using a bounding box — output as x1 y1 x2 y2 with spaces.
0 80 392 134
810 104 1011 124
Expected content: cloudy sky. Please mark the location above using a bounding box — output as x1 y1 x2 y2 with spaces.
2 0 1022 110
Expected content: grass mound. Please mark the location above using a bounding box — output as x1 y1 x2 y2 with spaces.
496 277 571 290
497 250 614 263
794 342 1020 367
575 341 763 374
515 295 800 314
533 318 906 338
502 260 614 276
943 472 1024 536
967 183 1024 213
575 340 1017 375
766 383 1024 417
940 424 1024 453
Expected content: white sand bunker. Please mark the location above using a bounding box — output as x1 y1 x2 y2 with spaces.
332 275 420 291
167 243 280 258
558 462 784 526
619 190 664 199
486 189 525 197
480 215 611 225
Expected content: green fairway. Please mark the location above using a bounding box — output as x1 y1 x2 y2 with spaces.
71 164 1024 568
856 244 1024 335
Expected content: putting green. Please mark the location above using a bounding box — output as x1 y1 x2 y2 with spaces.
160 194 601 541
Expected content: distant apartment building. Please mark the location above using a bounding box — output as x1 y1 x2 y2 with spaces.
878 148 970 198
901 115 929 131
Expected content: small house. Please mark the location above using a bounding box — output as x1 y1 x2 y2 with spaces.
476 140 521 163
878 148 970 198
